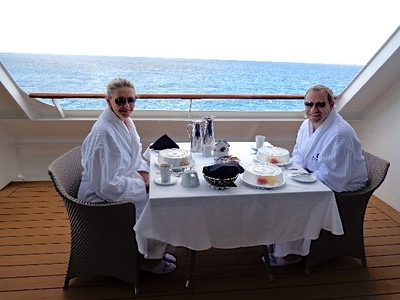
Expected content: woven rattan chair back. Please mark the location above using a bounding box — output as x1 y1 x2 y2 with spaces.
305 150 390 274
48 146 140 294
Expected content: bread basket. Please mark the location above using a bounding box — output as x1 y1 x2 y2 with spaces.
203 174 239 190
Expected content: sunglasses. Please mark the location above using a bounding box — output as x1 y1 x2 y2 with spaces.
304 101 327 108
114 97 136 106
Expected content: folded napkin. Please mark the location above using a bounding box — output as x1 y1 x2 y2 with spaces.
149 134 179 150
202 162 245 179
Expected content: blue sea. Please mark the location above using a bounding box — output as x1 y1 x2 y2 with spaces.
0 53 362 111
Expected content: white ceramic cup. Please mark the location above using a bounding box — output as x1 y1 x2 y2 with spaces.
255 135 265 148
159 163 173 182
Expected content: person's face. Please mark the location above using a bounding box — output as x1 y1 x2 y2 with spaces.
106 86 136 122
304 90 334 130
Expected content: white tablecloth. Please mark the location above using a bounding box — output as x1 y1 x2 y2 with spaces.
134 142 343 252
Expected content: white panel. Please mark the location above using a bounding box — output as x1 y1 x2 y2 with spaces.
0 126 19 189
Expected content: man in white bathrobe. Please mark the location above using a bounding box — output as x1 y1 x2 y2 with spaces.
78 78 176 274
268 84 368 266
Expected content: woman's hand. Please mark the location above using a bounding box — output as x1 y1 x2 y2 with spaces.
138 171 150 193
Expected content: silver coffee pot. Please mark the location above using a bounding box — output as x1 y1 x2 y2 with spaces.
187 115 216 153
187 120 204 152
202 115 216 148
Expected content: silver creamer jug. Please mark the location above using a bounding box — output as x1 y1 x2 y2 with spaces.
181 167 200 188
187 120 204 152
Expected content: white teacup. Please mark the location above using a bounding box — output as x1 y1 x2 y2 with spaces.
159 163 173 182
255 135 265 148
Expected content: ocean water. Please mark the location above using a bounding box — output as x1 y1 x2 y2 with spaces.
0 53 362 111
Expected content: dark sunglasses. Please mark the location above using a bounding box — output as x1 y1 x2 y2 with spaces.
304 101 326 108
114 97 136 106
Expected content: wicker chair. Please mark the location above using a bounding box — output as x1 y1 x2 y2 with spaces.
48 146 140 294
305 150 390 274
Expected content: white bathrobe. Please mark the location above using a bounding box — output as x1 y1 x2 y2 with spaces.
274 109 368 257
78 106 167 259
292 108 368 193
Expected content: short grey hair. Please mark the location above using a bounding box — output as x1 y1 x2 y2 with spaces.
305 84 334 103
106 78 135 98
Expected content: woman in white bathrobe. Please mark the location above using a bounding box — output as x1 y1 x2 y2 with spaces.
78 78 176 274
268 85 368 266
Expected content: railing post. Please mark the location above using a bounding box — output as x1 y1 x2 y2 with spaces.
51 98 66 118
188 98 193 119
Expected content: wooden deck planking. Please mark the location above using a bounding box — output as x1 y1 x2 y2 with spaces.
1 181 400 299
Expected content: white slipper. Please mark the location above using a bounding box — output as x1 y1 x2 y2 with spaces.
261 254 302 267
140 260 176 275
163 253 177 263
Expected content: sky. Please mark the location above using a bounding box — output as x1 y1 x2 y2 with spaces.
1 0 398 65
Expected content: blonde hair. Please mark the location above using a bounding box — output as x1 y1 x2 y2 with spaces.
106 78 135 98
305 85 334 103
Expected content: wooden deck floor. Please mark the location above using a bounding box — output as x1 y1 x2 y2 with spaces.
1 181 400 300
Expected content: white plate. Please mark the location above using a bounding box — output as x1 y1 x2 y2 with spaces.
155 159 195 171
254 157 293 167
251 142 273 151
154 176 178 186
240 174 286 190
290 173 317 183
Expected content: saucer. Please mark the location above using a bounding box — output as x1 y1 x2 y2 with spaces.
155 159 195 171
290 173 317 183
154 176 178 186
251 142 273 151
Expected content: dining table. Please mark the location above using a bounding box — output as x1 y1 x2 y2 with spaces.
135 141 344 285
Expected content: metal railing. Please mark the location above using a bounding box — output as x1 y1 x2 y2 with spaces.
28 92 308 118
28 92 305 100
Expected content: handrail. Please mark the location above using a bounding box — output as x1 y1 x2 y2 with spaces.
27 92 309 119
28 92 306 100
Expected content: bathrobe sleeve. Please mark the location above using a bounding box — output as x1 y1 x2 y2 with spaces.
312 133 359 192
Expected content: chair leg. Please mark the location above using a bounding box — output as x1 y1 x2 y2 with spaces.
185 250 197 288
304 266 311 275
63 277 70 289
134 285 141 295
361 257 367 268
133 253 140 294
263 245 274 282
